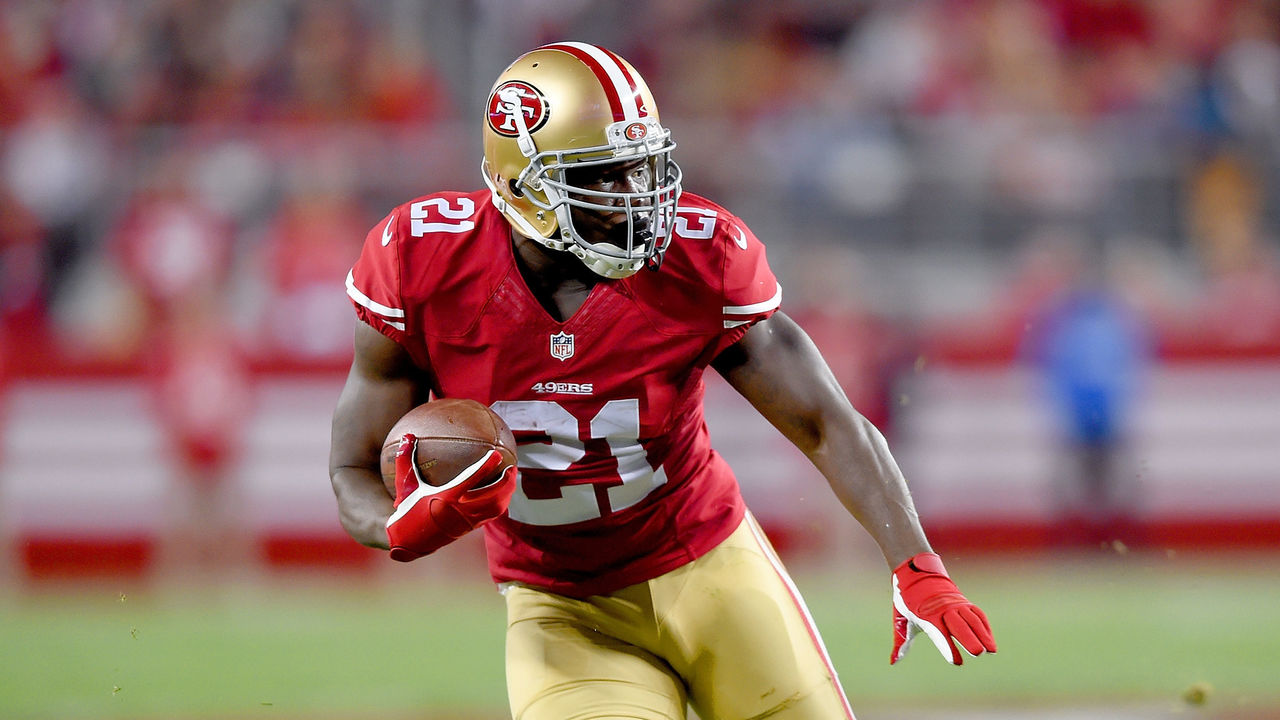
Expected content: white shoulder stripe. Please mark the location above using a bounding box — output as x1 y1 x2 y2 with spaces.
559 41 641 122
723 283 782 316
346 270 406 331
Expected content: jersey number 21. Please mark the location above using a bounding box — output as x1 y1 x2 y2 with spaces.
490 399 668 526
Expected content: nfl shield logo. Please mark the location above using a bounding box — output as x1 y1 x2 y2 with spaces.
549 332 575 361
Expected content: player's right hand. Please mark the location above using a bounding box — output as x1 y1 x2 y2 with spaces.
384 434 517 562
890 552 996 665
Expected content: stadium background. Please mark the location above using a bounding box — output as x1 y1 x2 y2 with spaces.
1 1 1279 718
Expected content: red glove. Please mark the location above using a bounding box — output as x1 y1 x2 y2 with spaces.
891 552 996 665
385 434 517 562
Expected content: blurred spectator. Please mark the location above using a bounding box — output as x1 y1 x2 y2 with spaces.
247 150 366 365
1046 0 1161 114
103 144 251 576
0 80 111 306
1161 0 1280 144
150 296 251 486
276 1 366 123
1215 2 1280 142
148 290 254 578
110 152 234 313
1181 152 1280 354
1022 239 1152 548
358 37 454 125
79 147 236 366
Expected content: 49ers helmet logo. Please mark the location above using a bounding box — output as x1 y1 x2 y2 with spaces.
624 122 648 140
487 81 550 137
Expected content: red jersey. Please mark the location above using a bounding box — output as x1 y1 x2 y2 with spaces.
346 189 780 597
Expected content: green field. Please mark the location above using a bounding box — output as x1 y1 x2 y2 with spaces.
2 551 1277 719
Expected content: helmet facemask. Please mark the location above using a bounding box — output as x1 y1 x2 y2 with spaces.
530 125 682 278
483 87 682 279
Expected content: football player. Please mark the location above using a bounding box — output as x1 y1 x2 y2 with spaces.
330 42 995 720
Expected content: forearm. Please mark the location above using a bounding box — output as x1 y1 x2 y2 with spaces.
329 322 427 551
803 403 931 568
714 312 931 569
329 385 400 550
331 465 394 549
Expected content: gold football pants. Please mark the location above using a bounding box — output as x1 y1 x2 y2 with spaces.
503 514 855 719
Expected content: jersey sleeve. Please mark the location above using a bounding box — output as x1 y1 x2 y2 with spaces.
710 216 781 356
346 210 409 344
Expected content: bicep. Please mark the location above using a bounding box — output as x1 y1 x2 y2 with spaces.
711 311 853 454
329 321 431 473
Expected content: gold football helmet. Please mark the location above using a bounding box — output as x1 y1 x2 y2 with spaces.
482 42 682 279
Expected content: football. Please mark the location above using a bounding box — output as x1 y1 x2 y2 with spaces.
379 398 518 496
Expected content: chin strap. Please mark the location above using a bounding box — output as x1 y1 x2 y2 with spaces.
642 229 664 272
499 87 539 161
481 163 559 246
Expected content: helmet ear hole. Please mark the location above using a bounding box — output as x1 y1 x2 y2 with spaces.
507 179 524 198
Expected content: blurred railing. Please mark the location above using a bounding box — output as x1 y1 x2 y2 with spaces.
2 341 1278 583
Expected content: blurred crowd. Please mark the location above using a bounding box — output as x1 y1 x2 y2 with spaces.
1 0 1278 393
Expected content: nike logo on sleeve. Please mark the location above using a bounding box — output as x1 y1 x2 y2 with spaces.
381 215 396 246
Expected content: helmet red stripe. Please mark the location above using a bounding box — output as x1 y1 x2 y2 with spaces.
597 46 647 117
541 43 640 122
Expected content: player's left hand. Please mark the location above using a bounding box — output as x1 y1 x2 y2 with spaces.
890 552 996 665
